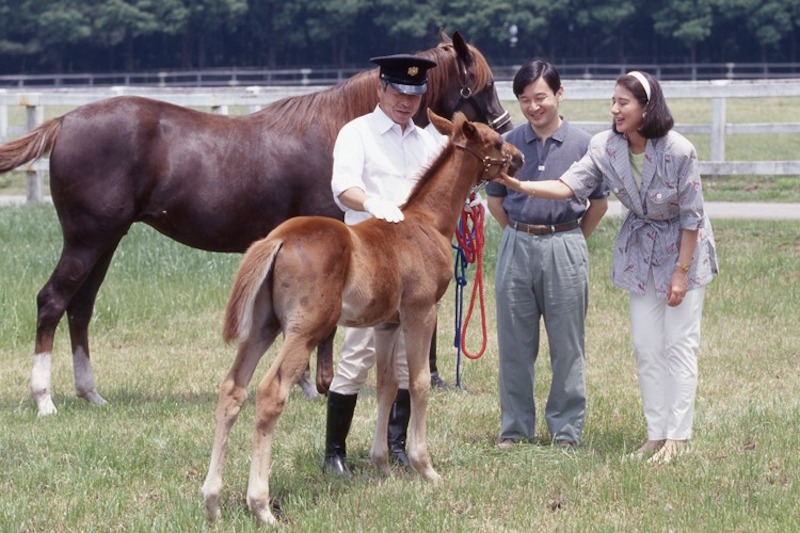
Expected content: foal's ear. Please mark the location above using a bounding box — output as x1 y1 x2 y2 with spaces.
427 108 453 136
447 111 476 139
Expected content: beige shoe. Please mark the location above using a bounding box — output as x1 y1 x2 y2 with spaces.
647 439 687 464
628 439 666 460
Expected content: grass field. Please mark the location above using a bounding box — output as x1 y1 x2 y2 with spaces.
1 204 798 531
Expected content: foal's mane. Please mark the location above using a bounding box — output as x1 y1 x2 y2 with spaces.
254 39 495 145
403 141 456 208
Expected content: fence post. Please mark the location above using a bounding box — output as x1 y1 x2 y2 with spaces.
26 103 45 203
709 97 726 177
0 104 7 143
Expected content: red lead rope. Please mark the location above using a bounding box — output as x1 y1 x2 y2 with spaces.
455 196 487 359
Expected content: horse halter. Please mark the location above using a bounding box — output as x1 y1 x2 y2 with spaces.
454 140 512 183
453 57 512 132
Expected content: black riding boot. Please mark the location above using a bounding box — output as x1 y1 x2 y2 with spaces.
429 323 447 388
323 391 358 478
387 389 412 468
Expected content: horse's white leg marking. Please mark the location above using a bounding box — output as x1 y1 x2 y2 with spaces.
297 369 319 399
73 346 107 406
30 352 57 417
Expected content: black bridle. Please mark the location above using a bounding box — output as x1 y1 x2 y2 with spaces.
452 58 512 132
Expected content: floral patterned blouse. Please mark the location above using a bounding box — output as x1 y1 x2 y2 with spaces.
560 129 719 296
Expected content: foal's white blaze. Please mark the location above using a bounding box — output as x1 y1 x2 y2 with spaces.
72 346 107 406
30 352 56 417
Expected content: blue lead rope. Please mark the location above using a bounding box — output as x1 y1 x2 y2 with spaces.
452 224 470 389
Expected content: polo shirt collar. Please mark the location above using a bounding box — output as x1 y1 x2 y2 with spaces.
524 116 568 145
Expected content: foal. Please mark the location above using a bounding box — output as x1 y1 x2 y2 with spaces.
201 110 523 524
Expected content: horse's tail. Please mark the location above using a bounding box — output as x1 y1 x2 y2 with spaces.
223 238 283 345
0 118 62 173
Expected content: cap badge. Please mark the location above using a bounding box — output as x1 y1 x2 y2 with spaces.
407 66 419 77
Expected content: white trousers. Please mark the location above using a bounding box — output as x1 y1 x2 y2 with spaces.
629 272 706 441
329 326 409 396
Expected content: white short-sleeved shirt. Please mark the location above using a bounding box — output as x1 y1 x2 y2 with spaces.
331 105 441 225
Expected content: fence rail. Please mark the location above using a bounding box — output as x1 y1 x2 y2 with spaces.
2 79 799 203
3 62 800 88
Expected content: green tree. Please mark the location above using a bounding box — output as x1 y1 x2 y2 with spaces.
653 0 714 63
243 0 305 67
26 0 92 72
304 0 372 65
572 0 640 60
180 0 247 68
719 0 795 60
437 0 516 51
372 0 444 48
89 0 163 70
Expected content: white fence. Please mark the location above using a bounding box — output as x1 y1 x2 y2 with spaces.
2 79 799 203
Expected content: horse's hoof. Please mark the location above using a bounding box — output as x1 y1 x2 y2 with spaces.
201 486 221 521
34 396 58 417
252 506 277 526
421 467 442 485
298 372 319 399
203 502 221 522
78 389 108 406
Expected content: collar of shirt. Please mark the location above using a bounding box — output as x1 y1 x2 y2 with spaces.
371 104 419 138
523 115 569 146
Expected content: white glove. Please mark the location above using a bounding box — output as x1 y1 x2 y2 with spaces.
364 197 404 223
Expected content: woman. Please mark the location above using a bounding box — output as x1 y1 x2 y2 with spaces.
495 71 719 463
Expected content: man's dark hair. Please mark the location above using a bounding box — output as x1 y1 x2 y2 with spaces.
512 59 561 97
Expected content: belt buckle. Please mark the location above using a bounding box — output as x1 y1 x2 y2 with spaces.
548 225 556 233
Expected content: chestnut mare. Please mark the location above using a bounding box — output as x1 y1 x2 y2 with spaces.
201 110 523 524
0 30 511 417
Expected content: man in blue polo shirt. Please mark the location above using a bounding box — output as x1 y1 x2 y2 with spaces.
486 59 609 449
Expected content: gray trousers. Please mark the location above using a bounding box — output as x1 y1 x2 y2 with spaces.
495 225 588 443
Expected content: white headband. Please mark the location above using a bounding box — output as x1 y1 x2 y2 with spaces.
627 71 651 102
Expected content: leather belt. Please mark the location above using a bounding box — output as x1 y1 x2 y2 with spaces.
509 219 579 235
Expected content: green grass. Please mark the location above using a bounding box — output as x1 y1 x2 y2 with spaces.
1 205 799 530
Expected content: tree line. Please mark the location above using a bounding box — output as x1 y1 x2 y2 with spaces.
1 0 798 74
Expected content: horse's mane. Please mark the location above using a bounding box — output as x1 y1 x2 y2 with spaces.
253 39 495 145
403 141 456 208
255 69 378 145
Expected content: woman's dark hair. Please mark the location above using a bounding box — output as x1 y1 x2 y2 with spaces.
512 59 561 97
613 71 674 138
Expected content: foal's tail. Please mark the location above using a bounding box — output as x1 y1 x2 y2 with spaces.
223 238 283 345
0 118 62 173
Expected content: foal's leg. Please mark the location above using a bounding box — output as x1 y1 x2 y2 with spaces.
403 309 441 483
201 328 278 522
246 334 314 525
371 324 401 476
